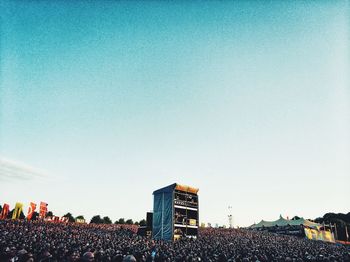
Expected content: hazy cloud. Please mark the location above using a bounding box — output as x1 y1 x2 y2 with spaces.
0 157 46 181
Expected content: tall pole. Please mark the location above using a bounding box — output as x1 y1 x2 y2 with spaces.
334 223 338 241
228 206 233 229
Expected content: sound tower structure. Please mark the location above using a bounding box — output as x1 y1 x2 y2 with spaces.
146 212 153 229
152 183 199 241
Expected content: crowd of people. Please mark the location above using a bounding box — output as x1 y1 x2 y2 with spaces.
0 219 349 262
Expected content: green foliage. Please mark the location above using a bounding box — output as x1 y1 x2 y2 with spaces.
19 211 25 219
90 215 103 224
89 215 114 224
323 213 350 224
125 219 133 225
63 212 75 222
31 212 39 220
117 218 125 224
139 219 147 226
103 216 112 224
7 209 14 219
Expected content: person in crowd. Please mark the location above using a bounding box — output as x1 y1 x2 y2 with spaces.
81 252 95 261
0 219 349 261
122 255 136 262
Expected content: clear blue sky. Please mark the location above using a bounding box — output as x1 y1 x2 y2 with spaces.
0 1 349 226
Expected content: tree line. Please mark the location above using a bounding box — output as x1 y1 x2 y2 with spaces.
89 215 146 226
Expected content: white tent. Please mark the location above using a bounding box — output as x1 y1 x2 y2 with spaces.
249 215 321 229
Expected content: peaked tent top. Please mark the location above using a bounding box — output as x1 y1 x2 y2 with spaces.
249 215 321 229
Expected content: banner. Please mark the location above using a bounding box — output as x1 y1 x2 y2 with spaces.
27 202 37 220
75 218 86 223
0 204 10 219
60 216 69 223
12 202 23 220
39 202 48 219
45 216 60 222
44 216 64 223
304 228 335 243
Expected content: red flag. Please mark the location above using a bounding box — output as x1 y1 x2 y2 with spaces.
0 204 10 219
60 216 69 223
39 202 48 219
27 202 37 220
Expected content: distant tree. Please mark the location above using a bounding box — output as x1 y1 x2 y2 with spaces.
31 212 39 220
291 216 301 220
323 213 338 221
0 205 2 213
117 218 125 224
19 211 25 219
76 215 85 220
90 215 103 224
46 211 54 217
134 221 139 226
139 219 147 226
103 216 112 224
125 219 133 225
314 217 323 223
7 209 14 219
323 213 350 224
63 212 75 223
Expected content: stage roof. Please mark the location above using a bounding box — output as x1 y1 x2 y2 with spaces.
153 183 199 195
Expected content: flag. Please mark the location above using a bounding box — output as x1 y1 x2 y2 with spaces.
12 202 23 219
0 204 10 219
39 202 48 219
60 216 69 223
27 202 37 220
